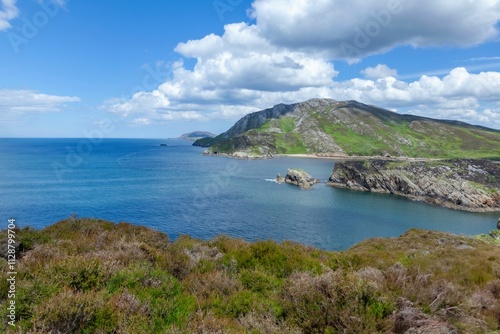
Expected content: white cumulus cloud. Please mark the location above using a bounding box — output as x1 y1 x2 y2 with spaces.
101 0 500 129
103 22 338 123
361 64 398 79
0 89 80 113
329 68 500 126
0 0 19 31
250 0 500 61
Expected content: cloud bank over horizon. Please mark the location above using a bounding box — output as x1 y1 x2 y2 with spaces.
2 0 500 132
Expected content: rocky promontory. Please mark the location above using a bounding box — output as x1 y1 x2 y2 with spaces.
283 169 321 190
327 159 500 212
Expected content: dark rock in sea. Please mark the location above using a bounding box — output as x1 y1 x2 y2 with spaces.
160 144 168 147
285 169 320 190
327 159 500 212
497 217 500 230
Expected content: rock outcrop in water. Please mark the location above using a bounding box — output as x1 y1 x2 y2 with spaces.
285 169 320 190
327 159 500 212
275 173 285 184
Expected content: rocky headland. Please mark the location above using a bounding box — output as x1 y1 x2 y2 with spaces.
194 98 500 160
327 159 500 212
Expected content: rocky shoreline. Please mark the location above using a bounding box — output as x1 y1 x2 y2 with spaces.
203 150 500 212
327 159 500 212
202 149 439 162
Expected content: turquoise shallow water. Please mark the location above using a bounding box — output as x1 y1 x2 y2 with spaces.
0 138 497 250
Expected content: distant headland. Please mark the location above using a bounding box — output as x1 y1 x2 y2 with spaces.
179 131 216 141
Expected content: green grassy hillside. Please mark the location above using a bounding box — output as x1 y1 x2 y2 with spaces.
196 99 500 159
1 218 500 333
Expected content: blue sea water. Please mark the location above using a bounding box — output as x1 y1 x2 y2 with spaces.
0 138 498 250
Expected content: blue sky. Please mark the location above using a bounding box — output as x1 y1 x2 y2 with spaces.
1 0 500 138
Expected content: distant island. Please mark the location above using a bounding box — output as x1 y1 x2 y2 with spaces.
179 131 216 141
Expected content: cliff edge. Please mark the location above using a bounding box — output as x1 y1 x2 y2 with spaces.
327 159 500 212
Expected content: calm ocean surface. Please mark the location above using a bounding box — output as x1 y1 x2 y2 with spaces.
0 138 497 250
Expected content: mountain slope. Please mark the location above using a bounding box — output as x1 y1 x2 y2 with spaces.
194 98 500 159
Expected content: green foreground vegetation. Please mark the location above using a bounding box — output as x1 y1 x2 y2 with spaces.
1 218 500 333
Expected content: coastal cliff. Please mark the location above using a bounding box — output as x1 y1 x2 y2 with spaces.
327 159 500 212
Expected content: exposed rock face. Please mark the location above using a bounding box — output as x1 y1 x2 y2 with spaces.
285 169 320 190
327 159 500 212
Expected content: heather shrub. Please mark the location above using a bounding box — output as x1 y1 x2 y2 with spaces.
221 239 322 279
55 258 105 292
239 268 281 293
356 267 385 290
282 270 392 333
30 288 116 333
16 226 50 254
185 311 244 334
215 290 282 319
239 311 302 334
487 279 500 298
183 270 241 302
2 220 500 333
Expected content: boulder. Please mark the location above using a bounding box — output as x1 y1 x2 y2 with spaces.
285 169 320 190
